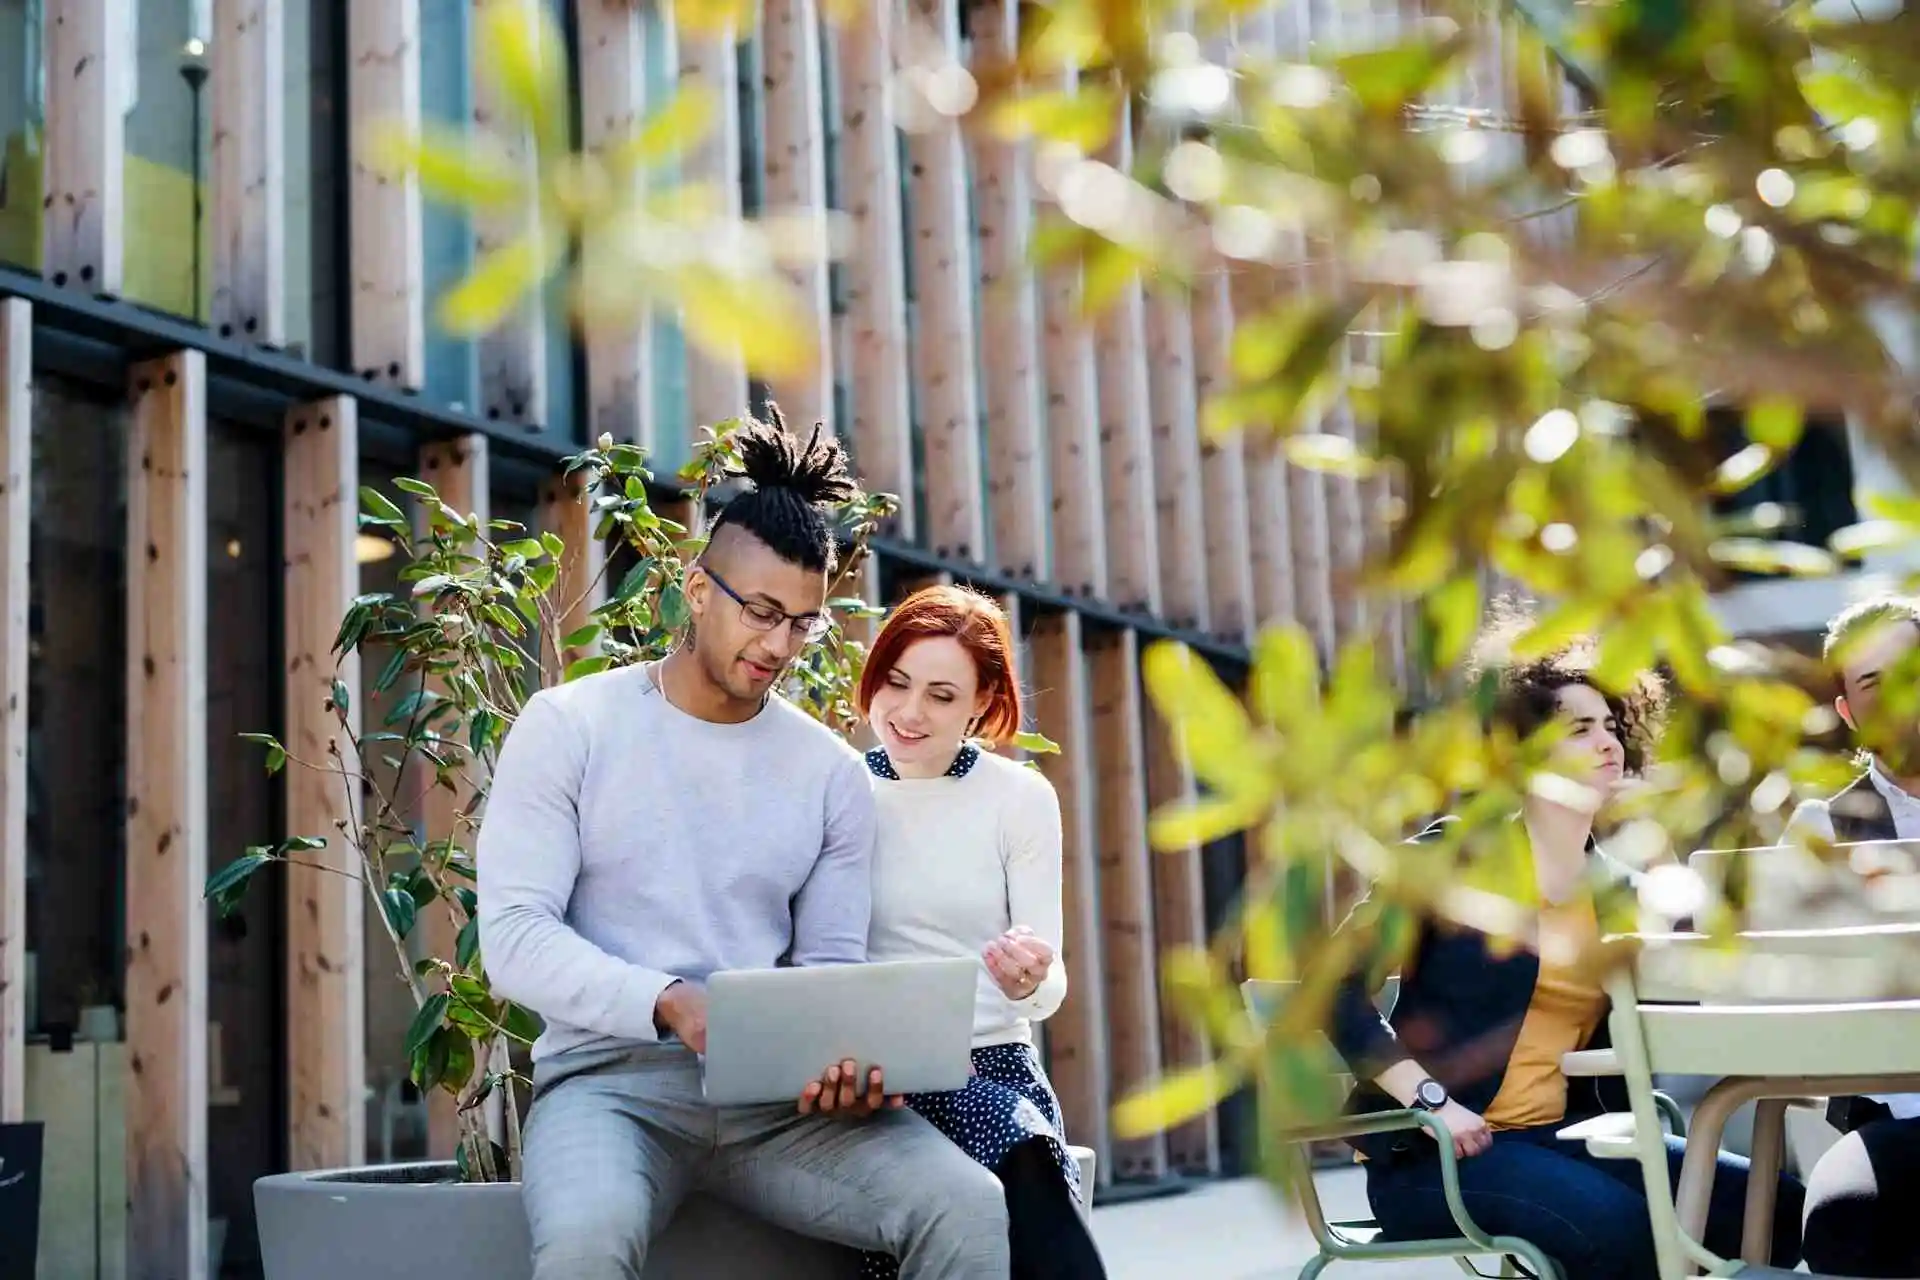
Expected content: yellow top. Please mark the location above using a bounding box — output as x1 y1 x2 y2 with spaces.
1482 892 1606 1131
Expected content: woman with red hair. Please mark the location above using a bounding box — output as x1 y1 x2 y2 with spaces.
854 585 1107 1280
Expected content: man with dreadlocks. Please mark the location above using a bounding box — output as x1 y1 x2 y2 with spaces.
479 407 1009 1279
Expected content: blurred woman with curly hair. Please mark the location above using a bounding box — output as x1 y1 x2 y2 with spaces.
1324 600 1804 1280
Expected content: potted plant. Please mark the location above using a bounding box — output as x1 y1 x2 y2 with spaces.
214 427 897 1278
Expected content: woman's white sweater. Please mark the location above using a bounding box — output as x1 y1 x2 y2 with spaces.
866 748 1069 1047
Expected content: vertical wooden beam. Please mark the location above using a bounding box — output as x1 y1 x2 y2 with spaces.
125 351 210 1277
969 0 1048 581
1228 271 1297 630
349 0 426 388
830 7 916 535
577 1 655 450
1039 132 1108 600
1144 285 1208 632
761 0 836 436
679 21 749 429
905 0 986 563
284 396 369 1171
1190 273 1255 641
0 301 27 1125
1094 102 1163 617
1087 627 1167 1180
416 434 490 1157
540 470 606 673
1028 613 1111 1181
42 0 126 295
1141 678 1220 1175
210 0 287 344
470 0 548 427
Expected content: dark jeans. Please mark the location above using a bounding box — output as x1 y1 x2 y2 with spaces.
1803 1115 1920 1278
1364 1123 1804 1280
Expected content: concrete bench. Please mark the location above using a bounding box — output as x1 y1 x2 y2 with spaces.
256 1148 1096 1279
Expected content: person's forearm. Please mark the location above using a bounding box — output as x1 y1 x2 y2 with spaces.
1372 1058 1436 1108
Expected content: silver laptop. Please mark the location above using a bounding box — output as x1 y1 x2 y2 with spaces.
702 958 979 1105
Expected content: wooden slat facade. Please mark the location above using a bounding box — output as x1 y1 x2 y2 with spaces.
969 0 1049 582
0 2 1578 1262
125 351 211 1279
209 0 287 344
576 0 655 450
41 0 124 295
347 0 426 388
1029 612 1112 1181
0 300 27 1125
905 0 987 563
416 433 491 1158
284 396 368 1172
760 0 836 436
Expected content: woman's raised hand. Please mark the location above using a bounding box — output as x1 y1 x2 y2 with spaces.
984 925 1055 1000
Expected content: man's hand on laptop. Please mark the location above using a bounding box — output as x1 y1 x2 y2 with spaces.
798 1060 906 1119
654 981 708 1053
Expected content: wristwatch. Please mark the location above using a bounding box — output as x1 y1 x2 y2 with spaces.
1411 1078 1448 1112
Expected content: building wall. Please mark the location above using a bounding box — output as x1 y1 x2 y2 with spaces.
0 0 1572 1275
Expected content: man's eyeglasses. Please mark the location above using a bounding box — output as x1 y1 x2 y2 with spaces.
701 565 833 643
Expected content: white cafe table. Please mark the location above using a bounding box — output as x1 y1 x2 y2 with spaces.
1613 923 1920 1272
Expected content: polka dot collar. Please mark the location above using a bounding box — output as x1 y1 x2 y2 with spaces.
866 742 981 781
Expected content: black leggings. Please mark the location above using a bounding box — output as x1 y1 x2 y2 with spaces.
999 1139 1108 1280
1802 1115 1920 1278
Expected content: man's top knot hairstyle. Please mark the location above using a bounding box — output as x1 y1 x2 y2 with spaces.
710 402 857 574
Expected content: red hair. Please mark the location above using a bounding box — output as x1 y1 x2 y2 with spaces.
858 585 1023 746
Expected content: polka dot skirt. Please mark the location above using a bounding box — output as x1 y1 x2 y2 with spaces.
856 1041 1082 1280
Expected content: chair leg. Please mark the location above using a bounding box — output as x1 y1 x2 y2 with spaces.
1297 1253 1332 1280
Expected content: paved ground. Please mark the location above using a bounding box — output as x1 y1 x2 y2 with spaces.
1089 1167 1470 1279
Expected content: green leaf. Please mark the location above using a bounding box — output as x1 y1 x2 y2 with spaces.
1112 1062 1244 1139
393 477 437 499
1250 625 1320 729
374 646 410 694
613 558 654 605
360 487 406 526
433 1026 476 1096
1746 397 1804 452
1708 537 1839 577
240 732 288 776
566 655 615 681
383 887 418 939
606 82 718 173
1830 520 1914 558
329 678 351 717
205 850 274 913
404 993 450 1061
562 623 603 649
1282 434 1381 478
502 1003 544 1044
437 231 565 337
659 583 691 631
1140 641 1265 799
456 918 481 972
1422 576 1482 673
1149 795 1266 849
1010 730 1061 756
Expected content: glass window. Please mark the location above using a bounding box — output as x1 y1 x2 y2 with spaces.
641 1 689 471
205 418 282 1275
21 375 128 1280
421 0 478 411
0 0 43 274
24 375 128 1039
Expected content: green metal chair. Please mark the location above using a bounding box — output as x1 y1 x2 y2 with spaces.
1243 979 1565 1279
1586 931 1920 1280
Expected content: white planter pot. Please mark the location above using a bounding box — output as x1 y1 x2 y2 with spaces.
253 1162 858 1280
